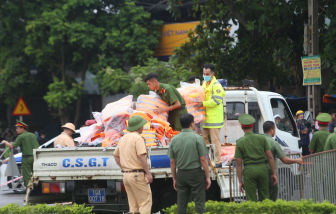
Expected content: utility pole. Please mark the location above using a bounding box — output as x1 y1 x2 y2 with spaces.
307 0 320 118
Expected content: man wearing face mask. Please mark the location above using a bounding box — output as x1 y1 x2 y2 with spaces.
195 64 225 168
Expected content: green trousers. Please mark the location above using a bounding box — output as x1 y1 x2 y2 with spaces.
268 170 278 201
22 156 34 186
176 168 206 214
168 108 188 131
243 164 269 201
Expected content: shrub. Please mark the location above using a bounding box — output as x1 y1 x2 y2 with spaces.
0 203 93 214
163 199 336 214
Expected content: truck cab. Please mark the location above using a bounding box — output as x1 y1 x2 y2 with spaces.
222 87 300 153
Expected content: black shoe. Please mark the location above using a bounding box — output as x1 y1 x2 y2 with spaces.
215 163 222 168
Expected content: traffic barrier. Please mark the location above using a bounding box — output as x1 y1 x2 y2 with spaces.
228 159 245 203
1 176 23 187
277 153 301 201
301 149 336 203
228 153 302 202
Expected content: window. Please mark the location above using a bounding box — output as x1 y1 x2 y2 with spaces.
271 98 298 137
227 102 245 120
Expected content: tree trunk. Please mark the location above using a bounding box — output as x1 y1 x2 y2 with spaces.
73 57 88 127
74 98 82 128
59 108 70 125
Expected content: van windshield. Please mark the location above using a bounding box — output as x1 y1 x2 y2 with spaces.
271 98 298 137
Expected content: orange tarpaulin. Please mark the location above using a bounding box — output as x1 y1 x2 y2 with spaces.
220 146 236 166
323 94 336 104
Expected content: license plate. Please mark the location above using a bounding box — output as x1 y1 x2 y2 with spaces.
88 188 106 203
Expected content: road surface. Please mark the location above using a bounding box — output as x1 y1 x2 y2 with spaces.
0 164 24 207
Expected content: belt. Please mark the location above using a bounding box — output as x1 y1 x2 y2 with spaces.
244 162 266 166
180 106 186 109
22 155 33 158
122 170 146 174
178 167 202 171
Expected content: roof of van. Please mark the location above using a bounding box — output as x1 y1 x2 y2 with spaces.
225 89 281 98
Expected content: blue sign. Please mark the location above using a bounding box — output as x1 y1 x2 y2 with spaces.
59 157 111 169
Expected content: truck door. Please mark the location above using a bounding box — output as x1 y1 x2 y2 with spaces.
269 98 300 153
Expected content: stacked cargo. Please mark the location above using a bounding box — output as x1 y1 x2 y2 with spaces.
177 83 206 134
75 83 207 148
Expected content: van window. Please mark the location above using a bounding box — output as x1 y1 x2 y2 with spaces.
227 102 245 120
271 98 298 137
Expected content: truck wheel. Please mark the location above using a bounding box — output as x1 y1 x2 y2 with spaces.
7 165 26 194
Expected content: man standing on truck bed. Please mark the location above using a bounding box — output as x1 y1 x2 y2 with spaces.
1 120 39 187
234 114 277 201
309 113 331 154
195 64 225 168
145 72 188 131
168 113 211 214
54 123 76 148
263 121 303 201
113 115 153 214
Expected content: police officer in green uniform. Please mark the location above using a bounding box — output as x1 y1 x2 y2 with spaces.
2 120 39 187
145 72 188 131
324 131 336 151
309 113 331 153
234 114 277 201
263 121 303 201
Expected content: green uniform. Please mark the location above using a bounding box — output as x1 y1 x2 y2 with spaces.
167 129 208 214
156 83 188 131
12 131 39 186
324 132 336 151
264 134 286 201
309 129 330 153
234 132 272 201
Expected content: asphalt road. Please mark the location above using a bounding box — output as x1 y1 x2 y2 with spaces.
0 164 24 207
0 187 24 207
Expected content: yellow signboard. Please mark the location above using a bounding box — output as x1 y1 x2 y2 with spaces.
301 55 322 86
154 21 200 57
12 97 32 116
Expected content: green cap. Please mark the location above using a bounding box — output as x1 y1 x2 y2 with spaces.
16 119 28 128
316 113 331 123
127 115 147 132
238 114 255 126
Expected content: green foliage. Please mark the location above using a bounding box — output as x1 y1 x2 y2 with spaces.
97 1 163 69
44 78 84 110
0 203 93 214
96 58 195 97
0 1 36 106
168 0 332 94
0 0 162 123
0 57 31 106
163 199 336 214
321 3 336 93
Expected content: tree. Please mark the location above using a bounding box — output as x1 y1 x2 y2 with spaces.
321 3 336 93
0 0 162 125
168 0 332 95
95 58 195 98
0 1 39 106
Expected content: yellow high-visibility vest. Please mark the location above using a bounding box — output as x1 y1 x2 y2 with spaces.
202 76 225 128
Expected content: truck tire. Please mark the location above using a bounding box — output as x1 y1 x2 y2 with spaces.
7 165 27 194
